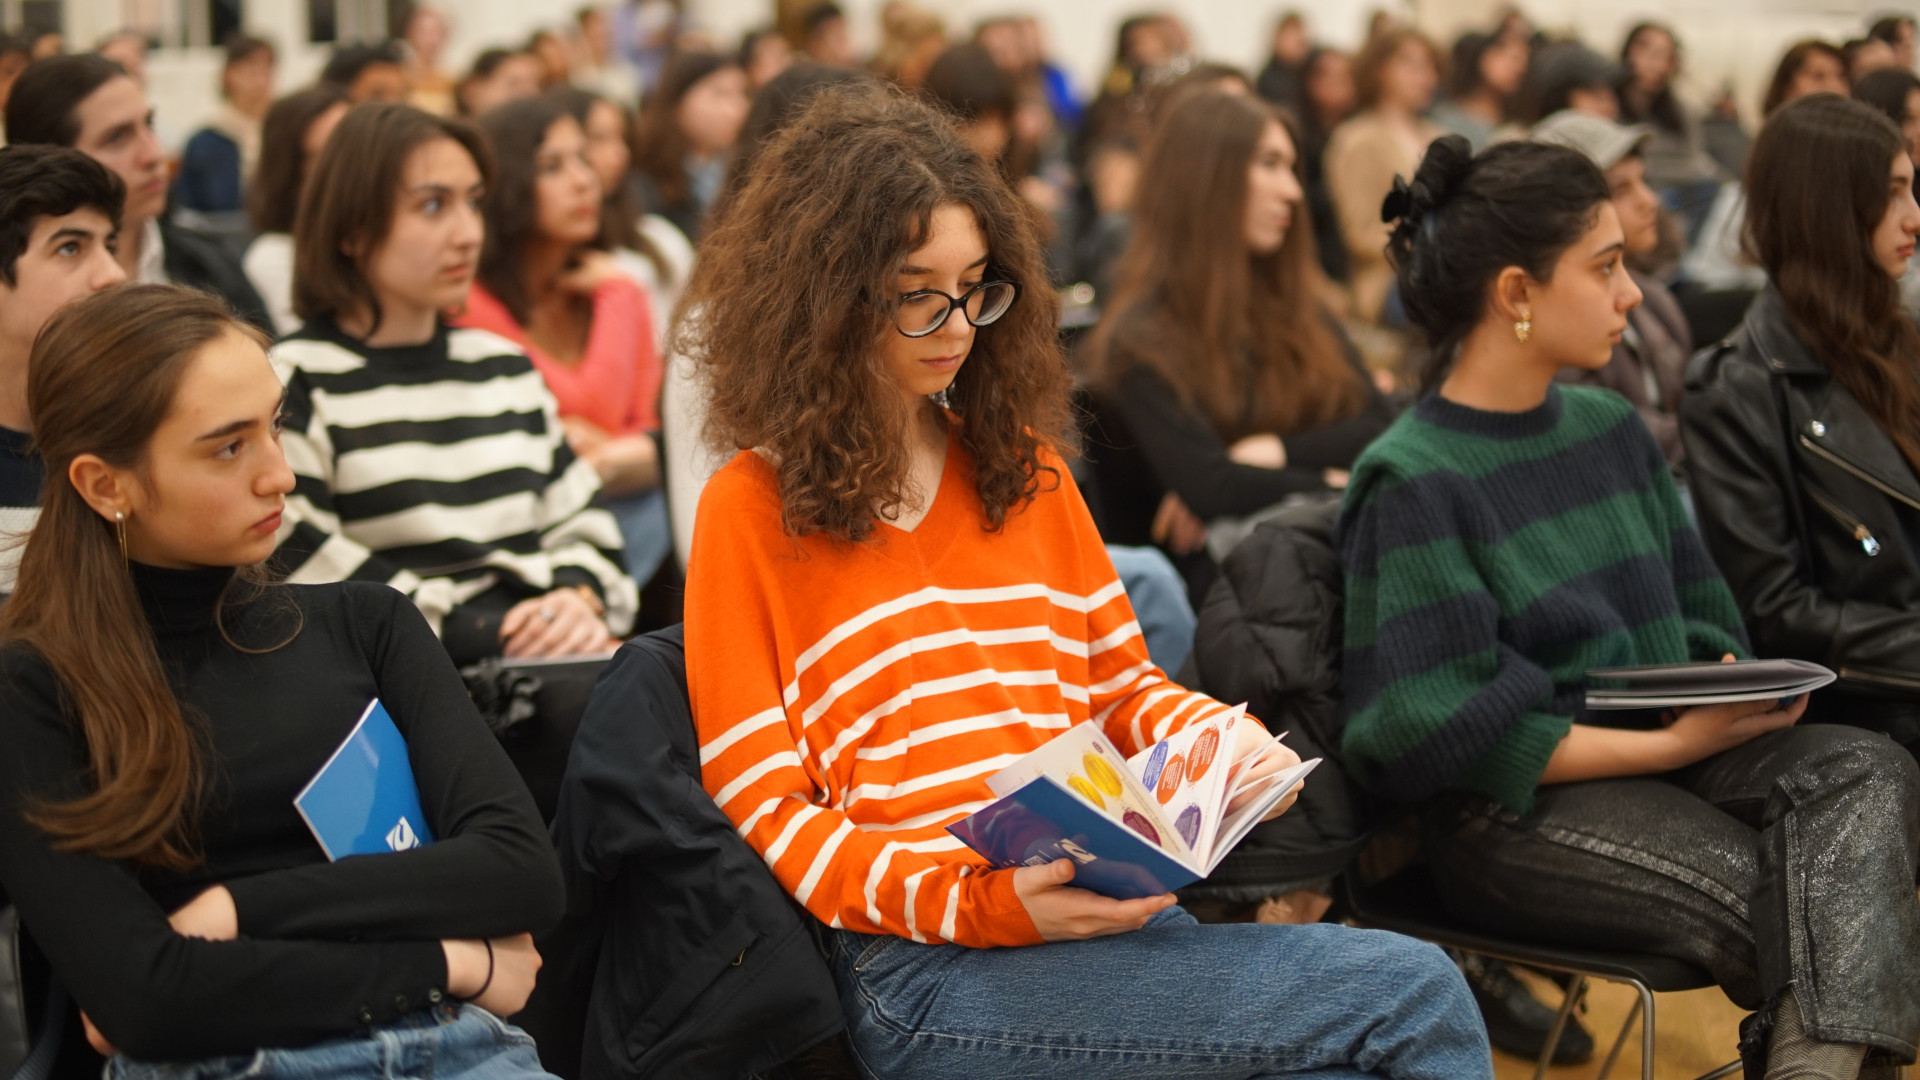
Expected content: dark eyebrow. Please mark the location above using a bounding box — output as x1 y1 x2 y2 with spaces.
99 120 138 144
1592 241 1625 260
900 254 990 276
44 226 98 245
196 418 258 442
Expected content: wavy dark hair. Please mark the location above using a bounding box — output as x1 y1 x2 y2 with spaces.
1746 94 1920 472
1090 89 1364 441
679 81 1071 542
544 86 673 288
0 285 289 870
475 97 600 325
1385 135 1611 388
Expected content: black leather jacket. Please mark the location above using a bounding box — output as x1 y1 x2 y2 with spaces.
1681 287 1920 746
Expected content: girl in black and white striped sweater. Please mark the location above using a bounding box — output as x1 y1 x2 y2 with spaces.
271 103 635 663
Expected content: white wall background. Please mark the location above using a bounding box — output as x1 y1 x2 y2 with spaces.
109 0 1920 151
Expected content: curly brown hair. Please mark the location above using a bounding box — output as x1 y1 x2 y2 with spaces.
678 81 1072 543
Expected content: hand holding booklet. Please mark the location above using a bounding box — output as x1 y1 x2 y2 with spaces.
1584 659 1836 710
946 706 1320 900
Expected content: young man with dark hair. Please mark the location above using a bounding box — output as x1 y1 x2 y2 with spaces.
0 144 127 595
4 53 271 332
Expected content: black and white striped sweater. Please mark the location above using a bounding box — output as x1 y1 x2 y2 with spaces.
269 319 637 637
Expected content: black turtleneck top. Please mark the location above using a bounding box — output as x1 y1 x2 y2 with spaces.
0 566 563 1061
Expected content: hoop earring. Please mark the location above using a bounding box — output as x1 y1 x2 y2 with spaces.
1514 318 1532 344
115 510 128 567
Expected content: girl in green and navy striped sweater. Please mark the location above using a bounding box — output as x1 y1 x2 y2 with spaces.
1339 135 1920 1078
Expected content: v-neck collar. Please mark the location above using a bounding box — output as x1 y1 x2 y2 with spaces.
875 430 966 568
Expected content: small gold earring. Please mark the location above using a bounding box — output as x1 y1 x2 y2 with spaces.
1514 318 1532 344
115 510 128 566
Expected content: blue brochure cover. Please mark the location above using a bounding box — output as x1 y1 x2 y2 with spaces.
946 776 1199 900
293 699 435 861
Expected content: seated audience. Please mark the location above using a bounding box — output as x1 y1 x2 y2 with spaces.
1090 90 1391 592
0 146 126 597
1514 43 1618 125
402 4 458 115
1844 37 1899 84
0 282 563 1069
1683 40 1852 294
320 40 410 104
738 25 794 91
570 5 640 104
800 2 857 68
1341 133 1920 1079
5 55 271 332
546 86 696 345
272 104 635 663
1296 46 1356 283
1684 94 1920 760
1534 110 1694 466
457 47 543 117
243 86 351 335
525 30 572 90
1430 30 1528 152
1325 27 1442 322
1852 67 1920 317
1614 24 1724 197
682 79 1492 1080
870 3 945 90
1761 40 1848 118
458 98 672 589
631 51 751 242
171 34 274 224
1254 11 1311 108
1869 13 1918 69
923 42 1017 163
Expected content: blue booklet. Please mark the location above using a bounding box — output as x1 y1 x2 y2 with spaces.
293 699 435 861
946 717 1319 900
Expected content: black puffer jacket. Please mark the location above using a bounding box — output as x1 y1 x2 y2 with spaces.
1183 494 1376 901
520 627 844 1080
1682 286 1920 749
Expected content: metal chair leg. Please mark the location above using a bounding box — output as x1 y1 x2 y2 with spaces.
1689 1062 1742 1080
1531 974 1588 1080
1596 993 1643 1080
1638 982 1658 1080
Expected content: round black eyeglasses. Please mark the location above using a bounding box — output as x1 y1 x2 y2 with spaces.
893 281 1019 338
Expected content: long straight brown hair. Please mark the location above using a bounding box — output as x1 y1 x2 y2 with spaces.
1745 94 1920 472
0 285 269 870
1090 89 1365 442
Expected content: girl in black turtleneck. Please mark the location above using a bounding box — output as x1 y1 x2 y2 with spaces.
0 284 563 1075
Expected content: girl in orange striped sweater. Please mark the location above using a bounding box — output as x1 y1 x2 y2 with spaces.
680 82 1491 1080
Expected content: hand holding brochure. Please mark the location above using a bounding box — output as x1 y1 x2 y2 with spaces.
1584 659 1836 710
293 699 435 860
946 708 1320 899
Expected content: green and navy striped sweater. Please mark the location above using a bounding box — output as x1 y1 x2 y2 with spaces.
1336 384 1749 813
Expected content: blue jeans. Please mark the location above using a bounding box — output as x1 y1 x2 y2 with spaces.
1107 544 1197 674
607 488 671 587
105 1005 555 1080
825 906 1492 1079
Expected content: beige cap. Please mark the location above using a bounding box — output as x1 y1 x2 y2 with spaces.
1531 109 1652 171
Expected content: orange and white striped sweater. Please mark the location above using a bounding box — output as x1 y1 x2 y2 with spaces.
687 438 1234 948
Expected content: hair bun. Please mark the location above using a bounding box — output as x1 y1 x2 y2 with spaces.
1381 134 1475 230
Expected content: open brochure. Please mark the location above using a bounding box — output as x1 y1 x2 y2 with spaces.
1584 659 1836 710
946 708 1320 900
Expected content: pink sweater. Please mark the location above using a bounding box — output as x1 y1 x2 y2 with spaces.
456 276 661 435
